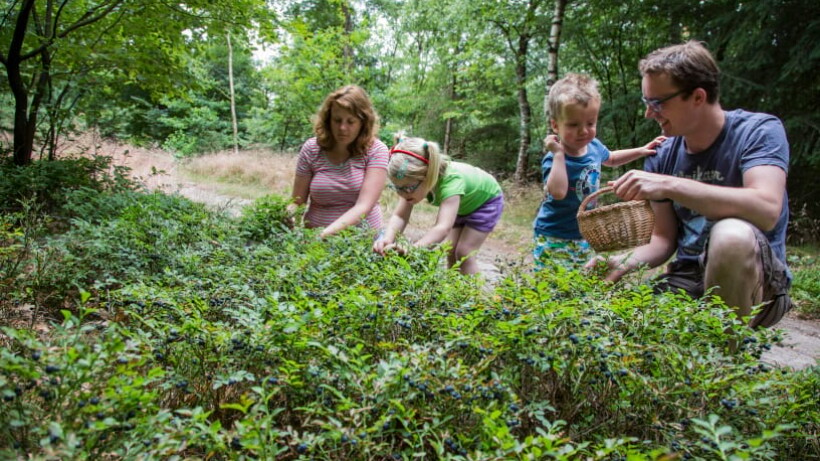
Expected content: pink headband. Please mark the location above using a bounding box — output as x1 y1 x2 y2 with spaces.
389 148 429 164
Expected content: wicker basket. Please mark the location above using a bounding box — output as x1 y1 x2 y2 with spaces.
577 186 654 252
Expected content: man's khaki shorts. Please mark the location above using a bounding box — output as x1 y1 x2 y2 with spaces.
653 227 792 328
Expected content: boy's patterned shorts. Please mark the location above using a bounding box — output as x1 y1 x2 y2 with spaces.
533 235 591 269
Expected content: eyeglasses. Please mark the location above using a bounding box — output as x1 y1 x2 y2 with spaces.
388 181 422 194
641 89 687 113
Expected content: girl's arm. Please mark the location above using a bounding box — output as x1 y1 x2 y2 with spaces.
320 166 387 238
603 136 666 167
373 198 414 254
414 195 460 247
543 135 569 199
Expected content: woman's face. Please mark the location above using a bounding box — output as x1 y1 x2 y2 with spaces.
329 102 363 148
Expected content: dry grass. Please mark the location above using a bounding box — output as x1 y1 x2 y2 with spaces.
180 148 298 199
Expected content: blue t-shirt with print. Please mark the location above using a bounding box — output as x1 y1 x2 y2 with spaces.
644 109 790 265
533 138 611 240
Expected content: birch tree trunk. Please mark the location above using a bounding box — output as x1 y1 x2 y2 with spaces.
227 34 239 155
513 33 532 184
545 0 568 120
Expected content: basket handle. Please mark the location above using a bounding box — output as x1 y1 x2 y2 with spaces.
577 185 614 215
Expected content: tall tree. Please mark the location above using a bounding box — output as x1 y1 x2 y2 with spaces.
227 34 239 155
0 0 272 165
483 0 552 183
545 0 568 109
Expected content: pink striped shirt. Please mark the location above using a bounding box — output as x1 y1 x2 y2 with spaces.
295 137 389 229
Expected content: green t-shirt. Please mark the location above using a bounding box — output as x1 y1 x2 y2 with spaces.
426 161 502 215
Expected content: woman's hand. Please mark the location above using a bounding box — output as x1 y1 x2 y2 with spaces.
285 202 300 228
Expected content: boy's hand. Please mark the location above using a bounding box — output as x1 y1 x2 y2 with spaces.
641 136 667 157
543 134 563 154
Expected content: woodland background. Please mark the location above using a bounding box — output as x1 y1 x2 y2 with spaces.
2 0 819 230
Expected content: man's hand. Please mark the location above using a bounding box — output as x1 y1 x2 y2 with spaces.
610 170 671 202
584 253 634 283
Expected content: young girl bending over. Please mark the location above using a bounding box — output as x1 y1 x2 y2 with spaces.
373 136 503 275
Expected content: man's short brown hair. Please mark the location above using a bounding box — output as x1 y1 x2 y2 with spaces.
639 40 721 104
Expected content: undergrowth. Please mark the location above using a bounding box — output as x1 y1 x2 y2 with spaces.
1 180 818 460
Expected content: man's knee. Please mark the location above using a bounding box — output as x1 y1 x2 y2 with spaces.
706 219 758 269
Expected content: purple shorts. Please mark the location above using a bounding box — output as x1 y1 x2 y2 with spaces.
453 194 504 233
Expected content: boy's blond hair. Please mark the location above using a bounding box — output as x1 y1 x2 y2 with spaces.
545 73 601 122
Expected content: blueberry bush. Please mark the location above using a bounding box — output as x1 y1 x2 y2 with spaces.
1 184 818 460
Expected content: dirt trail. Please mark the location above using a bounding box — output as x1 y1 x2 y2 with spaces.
84 138 818 371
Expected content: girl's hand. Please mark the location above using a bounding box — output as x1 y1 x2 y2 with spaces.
373 239 406 256
373 237 393 255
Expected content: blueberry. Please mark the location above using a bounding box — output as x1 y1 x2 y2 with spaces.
31 351 41 361
45 365 60 374
568 334 579 344
90 397 101 405
296 443 308 453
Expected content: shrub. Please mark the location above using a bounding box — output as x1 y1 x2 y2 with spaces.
238 194 296 241
1 189 817 460
0 155 136 216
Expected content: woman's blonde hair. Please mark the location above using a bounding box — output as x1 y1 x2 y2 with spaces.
388 134 449 193
313 85 380 158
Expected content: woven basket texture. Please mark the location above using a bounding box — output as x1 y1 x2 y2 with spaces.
577 186 654 252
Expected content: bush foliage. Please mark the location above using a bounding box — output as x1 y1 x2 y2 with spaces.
1 178 818 460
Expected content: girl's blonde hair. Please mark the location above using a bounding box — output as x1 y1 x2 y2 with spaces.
388 134 449 193
312 85 380 158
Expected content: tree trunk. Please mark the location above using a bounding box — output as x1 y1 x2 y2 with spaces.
227 34 239 155
443 73 457 156
513 35 532 184
341 1 354 74
545 0 568 120
6 0 37 165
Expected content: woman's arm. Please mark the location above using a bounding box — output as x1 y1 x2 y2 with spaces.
320 166 388 238
291 174 311 206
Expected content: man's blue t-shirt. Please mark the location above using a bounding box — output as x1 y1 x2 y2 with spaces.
533 138 610 240
644 109 790 265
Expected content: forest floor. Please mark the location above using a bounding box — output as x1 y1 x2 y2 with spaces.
67 135 819 371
